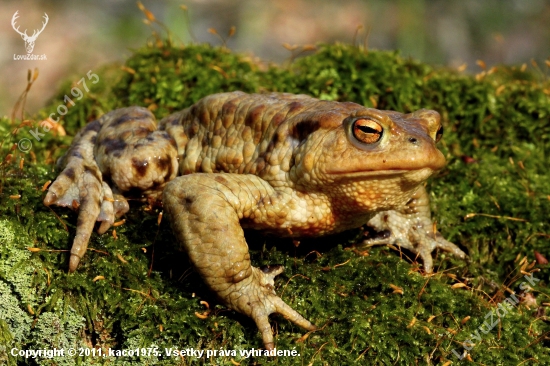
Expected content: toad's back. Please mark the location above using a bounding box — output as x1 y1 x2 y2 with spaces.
159 91 364 183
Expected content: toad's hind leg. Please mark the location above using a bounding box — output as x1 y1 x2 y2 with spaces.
44 107 178 272
163 174 316 350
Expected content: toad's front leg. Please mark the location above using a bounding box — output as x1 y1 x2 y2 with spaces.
44 107 178 271
163 174 316 349
362 186 466 272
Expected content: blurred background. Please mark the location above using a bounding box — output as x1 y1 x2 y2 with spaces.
1 0 549 116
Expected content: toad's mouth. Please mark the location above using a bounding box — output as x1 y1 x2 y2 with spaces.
327 169 407 176
326 167 435 181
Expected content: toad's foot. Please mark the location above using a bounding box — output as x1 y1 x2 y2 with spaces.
361 210 466 272
43 120 129 271
226 265 316 350
44 163 129 271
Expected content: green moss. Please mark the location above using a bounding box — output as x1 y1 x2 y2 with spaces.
0 217 88 366
1 40 549 365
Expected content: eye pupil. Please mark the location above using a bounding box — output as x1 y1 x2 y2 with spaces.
356 125 379 134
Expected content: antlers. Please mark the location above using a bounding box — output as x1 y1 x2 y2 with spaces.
11 11 49 41
11 11 24 37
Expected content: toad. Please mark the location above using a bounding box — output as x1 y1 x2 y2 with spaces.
44 91 466 349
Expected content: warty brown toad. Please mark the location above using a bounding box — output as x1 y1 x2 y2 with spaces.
44 91 466 349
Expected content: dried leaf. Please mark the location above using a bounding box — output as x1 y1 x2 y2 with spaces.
121 66 136 74
520 63 527 72
534 251 548 265
282 43 298 51
389 284 404 294
296 332 310 343
116 253 128 264
143 9 155 22
194 311 209 319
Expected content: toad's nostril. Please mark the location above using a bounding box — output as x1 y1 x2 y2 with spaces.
408 137 418 144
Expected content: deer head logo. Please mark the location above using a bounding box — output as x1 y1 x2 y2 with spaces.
11 11 49 54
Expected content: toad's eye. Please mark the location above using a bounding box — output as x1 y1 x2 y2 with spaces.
352 119 383 144
435 124 443 142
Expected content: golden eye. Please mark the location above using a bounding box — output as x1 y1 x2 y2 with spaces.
352 118 383 144
435 124 444 142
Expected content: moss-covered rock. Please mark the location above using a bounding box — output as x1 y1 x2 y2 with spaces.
1 40 549 365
